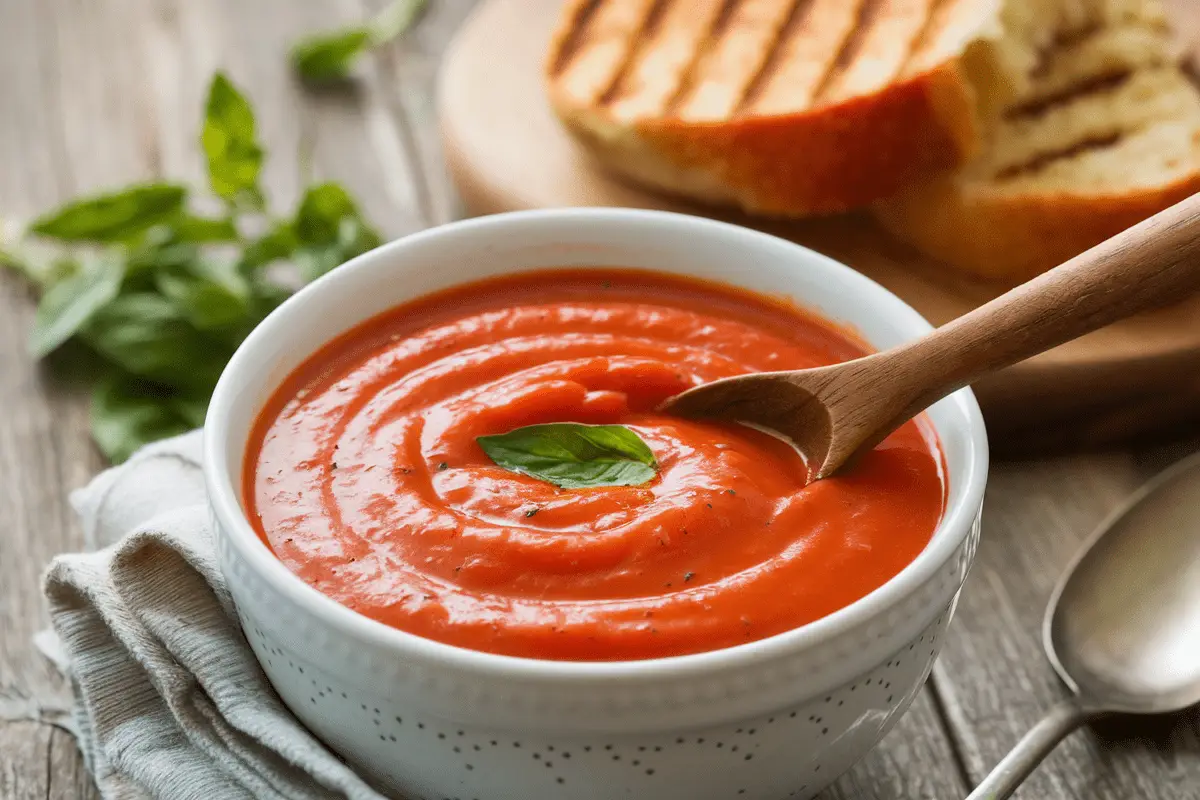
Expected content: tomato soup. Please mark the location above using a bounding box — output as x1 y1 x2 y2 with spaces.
245 269 944 661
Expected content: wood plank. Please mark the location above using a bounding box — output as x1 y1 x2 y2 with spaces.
46 729 102 800
931 453 1200 798
0 723 54 800
0 0 117 727
0 0 434 794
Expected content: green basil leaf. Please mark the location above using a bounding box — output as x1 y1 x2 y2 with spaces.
291 27 371 82
247 277 293 321
124 228 200 282
156 268 250 332
240 222 297 271
294 182 374 244
291 0 427 82
29 184 187 242
90 374 195 463
477 423 659 489
292 183 382 281
202 73 265 210
167 392 210 429
1 241 79 291
29 253 124 358
169 214 239 242
81 293 231 390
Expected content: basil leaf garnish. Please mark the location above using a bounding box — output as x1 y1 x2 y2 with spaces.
478 423 659 490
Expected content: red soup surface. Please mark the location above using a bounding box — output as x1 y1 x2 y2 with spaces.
246 269 944 661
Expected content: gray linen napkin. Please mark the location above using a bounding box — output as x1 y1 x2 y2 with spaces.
38 431 389 800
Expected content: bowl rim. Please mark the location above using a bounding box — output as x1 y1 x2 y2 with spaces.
204 207 989 683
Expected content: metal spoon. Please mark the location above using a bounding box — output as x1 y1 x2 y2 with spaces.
662 194 1200 479
966 452 1200 799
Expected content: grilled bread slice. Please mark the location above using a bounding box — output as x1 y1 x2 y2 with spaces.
874 6 1200 282
544 0 1134 217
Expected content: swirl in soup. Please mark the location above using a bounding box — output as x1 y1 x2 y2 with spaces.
245 269 943 660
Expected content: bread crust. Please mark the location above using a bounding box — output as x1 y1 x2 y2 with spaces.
874 176 1200 283
548 61 979 216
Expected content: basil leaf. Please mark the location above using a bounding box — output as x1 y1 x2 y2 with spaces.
29 184 187 242
291 0 427 82
90 374 195 463
291 28 371 82
240 222 297 271
247 277 293 322
29 253 124 358
170 214 239 242
82 293 231 390
294 182 375 244
202 73 265 210
1 240 78 291
156 269 250 332
292 183 382 281
477 423 659 489
167 391 210 429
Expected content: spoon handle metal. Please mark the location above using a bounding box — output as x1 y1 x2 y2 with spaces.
965 699 1099 800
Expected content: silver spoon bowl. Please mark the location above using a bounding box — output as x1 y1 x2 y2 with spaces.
968 451 1200 799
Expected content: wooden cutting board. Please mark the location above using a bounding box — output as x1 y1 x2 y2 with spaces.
437 0 1200 455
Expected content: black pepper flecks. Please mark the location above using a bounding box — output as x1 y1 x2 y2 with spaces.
684 571 695 582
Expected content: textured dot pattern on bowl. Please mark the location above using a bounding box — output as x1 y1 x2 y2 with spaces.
241 599 957 800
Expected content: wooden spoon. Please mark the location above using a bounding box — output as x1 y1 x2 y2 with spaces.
661 194 1200 479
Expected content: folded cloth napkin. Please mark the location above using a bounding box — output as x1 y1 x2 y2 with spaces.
39 431 389 800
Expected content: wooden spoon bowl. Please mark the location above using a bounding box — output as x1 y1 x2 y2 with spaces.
663 194 1200 478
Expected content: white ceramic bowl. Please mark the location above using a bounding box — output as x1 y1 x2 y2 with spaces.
204 209 988 800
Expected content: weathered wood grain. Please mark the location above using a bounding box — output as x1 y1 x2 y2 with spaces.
46 730 102 800
0 0 437 795
0 724 54 800
931 453 1200 798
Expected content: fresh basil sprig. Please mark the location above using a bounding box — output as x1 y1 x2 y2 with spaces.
477 423 659 490
291 0 428 82
1 71 382 463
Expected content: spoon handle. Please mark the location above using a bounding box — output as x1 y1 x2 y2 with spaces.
884 193 1200 422
965 699 1098 800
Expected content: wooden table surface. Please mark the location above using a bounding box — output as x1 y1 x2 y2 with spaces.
1 2 1198 798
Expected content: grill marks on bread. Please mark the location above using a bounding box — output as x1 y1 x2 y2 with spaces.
549 0 660 108
605 0 730 119
672 0 799 121
979 24 1199 185
548 0 966 123
872 1 1200 282
814 0 938 105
